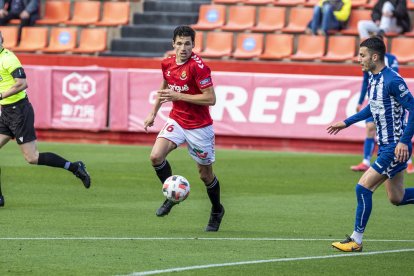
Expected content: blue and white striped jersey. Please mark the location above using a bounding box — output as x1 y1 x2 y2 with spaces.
345 67 414 146
358 53 399 105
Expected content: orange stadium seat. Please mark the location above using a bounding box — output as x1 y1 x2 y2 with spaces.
351 0 368 7
404 25 414 37
41 27 77 53
408 0 414 10
199 31 233 59
0 26 18 49
232 33 264 59
390 37 414 64
290 35 325 61
364 0 376 8
192 5 226 30
321 36 356 62
243 0 274 4
13 27 48 52
305 0 318 7
341 9 371 35
282 8 313 33
222 5 256 31
274 0 306 6
95 2 130 26
250 7 286 32
72 28 107 54
65 1 100 26
259 33 293 60
36 1 71 25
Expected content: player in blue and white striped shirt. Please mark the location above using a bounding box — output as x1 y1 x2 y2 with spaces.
350 43 399 172
327 37 414 252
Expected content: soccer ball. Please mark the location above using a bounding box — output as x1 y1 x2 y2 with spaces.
162 175 190 203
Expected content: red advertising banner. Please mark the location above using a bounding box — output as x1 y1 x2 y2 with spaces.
25 66 53 129
111 69 405 141
51 68 109 130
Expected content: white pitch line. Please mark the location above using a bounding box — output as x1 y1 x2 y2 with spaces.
125 248 414 276
1 237 414 242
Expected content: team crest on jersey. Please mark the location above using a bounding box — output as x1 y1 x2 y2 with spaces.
167 71 171 76
399 84 406 91
180 71 187 80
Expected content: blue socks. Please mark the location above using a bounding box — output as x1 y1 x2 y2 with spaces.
399 188 414 205
354 184 373 233
363 138 375 162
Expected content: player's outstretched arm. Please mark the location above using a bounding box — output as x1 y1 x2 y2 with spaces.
327 121 347 135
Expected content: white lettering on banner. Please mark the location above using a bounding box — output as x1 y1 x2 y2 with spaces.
62 72 97 102
281 89 319 124
210 85 361 126
307 90 351 125
248 88 282 123
61 104 95 123
211 86 248 122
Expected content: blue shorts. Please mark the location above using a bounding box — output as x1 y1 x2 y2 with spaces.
371 143 412 178
365 116 374 123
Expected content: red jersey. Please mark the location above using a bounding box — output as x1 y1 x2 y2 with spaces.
161 53 214 129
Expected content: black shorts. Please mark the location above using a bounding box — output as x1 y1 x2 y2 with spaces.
0 98 37 144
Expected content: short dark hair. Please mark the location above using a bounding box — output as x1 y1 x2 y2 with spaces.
360 37 385 61
173 26 195 43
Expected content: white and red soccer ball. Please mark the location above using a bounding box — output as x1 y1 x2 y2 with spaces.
162 175 190 203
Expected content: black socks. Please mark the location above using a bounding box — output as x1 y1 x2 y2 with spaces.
153 160 172 184
206 176 221 213
38 152 77 172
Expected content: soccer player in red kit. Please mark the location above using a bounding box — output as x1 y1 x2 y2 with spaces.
144 26 224 232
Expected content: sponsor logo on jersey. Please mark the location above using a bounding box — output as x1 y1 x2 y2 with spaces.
193 148 208 159
199 77 211 86
168 83 189 93
180 71 187 80
399 84 410 97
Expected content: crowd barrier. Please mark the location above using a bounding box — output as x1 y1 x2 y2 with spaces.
26 66 414 142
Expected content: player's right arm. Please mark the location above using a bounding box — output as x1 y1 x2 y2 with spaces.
144 80 167 132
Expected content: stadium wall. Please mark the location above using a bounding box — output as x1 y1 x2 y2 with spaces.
20 54 414 153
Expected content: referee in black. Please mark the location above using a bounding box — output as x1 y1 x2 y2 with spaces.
0 31 91 207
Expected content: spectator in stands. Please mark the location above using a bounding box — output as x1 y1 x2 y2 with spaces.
0 0 39 40
0 31 90 208
358 0 410 39
307 0 351 36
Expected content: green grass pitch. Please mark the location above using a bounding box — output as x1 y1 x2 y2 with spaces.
0 142 414 275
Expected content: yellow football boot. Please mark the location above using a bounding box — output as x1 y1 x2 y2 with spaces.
332 235 363 252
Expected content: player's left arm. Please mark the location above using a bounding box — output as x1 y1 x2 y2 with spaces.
391 79 414 162
327 105 372 135
0 67 27 100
